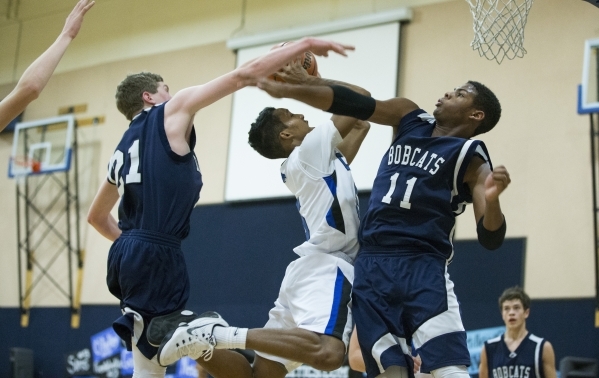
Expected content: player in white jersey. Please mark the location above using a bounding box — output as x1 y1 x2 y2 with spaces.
157 62 370 378
282 114 360 265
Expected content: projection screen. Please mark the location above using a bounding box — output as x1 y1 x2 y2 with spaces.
225 15 408 201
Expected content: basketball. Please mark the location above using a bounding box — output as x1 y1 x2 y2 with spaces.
268 41 318 82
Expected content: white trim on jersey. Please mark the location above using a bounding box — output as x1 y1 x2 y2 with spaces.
475 145 490 164
486 335 502 344
372 333 410 374
447 140 474 262
447 223 456 263
452 139 474 201
529 334 544 378
411 267 465 349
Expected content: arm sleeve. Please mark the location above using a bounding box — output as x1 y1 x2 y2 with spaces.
477 215 506 250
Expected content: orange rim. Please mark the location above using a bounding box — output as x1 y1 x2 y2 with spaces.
12 156 41 173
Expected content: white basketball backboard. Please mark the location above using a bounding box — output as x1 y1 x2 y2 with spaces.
8 115 75 178
579 38 599 114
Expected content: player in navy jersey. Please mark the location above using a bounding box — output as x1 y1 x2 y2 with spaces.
86 39 354 377
246 77 510 378
156 62 370 377
479 287 556 378
0 0 94 132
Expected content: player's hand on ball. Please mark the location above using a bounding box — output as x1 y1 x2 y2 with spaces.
276 61 311 84
484 165 510 202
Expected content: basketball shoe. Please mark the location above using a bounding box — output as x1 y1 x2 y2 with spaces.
147 309 200 347
157 311 229 367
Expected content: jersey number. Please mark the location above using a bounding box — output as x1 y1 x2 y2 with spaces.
109 140 142 195
381 173 417 209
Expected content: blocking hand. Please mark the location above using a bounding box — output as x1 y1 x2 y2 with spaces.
62 0 95 40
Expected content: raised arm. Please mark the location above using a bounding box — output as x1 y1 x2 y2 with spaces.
336 121 370 164
276 61 371 139
465 157 510 250
166 38 354 118
253 78 418 128
0 0 94 131
163 38 354 152
274 61 370 141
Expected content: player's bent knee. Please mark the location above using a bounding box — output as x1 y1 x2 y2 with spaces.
431 365 469 378
311 343 345 371
311 350 345 371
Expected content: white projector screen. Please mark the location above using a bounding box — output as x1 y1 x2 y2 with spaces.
225 22 400 201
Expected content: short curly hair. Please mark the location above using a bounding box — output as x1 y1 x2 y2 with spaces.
115 72 163 120
248 107 288 159
468 80 501 136
498 286 531 311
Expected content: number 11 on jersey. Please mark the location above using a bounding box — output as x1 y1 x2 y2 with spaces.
381 173 417 209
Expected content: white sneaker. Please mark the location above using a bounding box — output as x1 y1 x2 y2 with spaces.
147 310 199 347
157 311 228 367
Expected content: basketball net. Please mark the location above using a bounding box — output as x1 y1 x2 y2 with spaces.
465 0 534 64
12 156 41 186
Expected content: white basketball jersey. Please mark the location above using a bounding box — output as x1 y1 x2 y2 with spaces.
281 120 360 263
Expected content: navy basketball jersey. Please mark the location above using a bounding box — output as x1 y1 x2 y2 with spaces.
107 103 202 239
484 333 546 378
359 109 492 260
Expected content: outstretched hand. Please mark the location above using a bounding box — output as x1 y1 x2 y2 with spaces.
302 37 355 57
484 165 510 202
62 0 95 40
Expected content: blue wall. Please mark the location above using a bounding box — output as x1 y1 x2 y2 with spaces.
1 194 597 376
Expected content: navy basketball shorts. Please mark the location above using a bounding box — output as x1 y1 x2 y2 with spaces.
106 229 190 359
352 251 470 377
256 253 353 372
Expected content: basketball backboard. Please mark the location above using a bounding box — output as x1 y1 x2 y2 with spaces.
8 114 75 178
579 38 599 114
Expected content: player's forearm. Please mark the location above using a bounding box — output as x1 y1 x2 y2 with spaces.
482 199 504 231
16 34 73 102
337 122 370 165
304 75 370 96
477 200 506 250
280 84 335 111
0 34 73 130
88 215 121 242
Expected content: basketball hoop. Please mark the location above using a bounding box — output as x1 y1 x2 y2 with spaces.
12 155 42 176
465 0 534 64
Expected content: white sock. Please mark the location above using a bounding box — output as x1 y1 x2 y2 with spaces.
431 365 469 378
212 326 248 349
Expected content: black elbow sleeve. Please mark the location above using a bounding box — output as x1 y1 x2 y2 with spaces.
326 85 376 120
477 216 506 250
